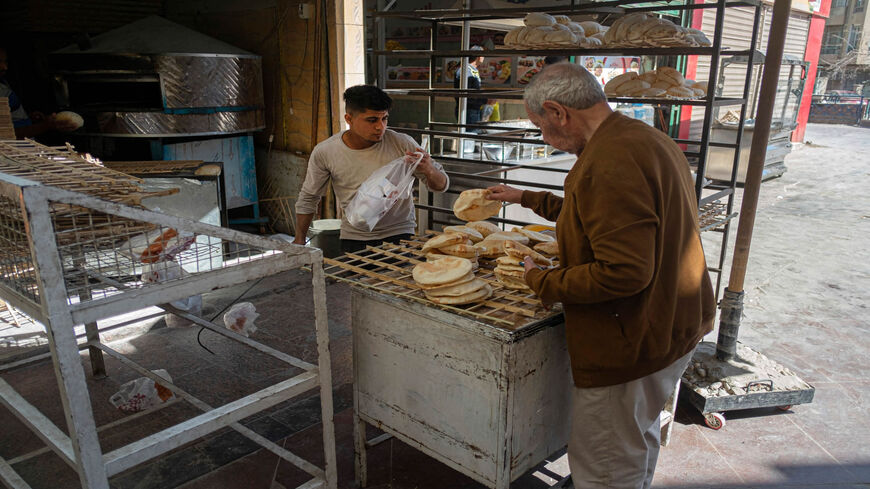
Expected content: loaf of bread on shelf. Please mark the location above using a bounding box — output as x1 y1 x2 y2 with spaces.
604 71 638 96
526 26 555 44
545 29 578 44
524 12 556 27
504 27 524 46
566 22 585 35
605 13 648 44
580 36 603 47
639 87 668 97
616 79 651 96
553 14 572 24
578 21 604 36
638 71 658 84
666 85 695 98
656 66 685 87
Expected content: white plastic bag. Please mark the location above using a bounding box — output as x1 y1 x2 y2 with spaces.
223 302 259 337
141 261 202 323
110 369 175 413
345 152 424 232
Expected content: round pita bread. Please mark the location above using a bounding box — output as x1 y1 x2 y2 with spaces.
426 283 492 305
466 221 501 237
495 266 525 278
412 256 473 286
483 231 529 245
495 255 523 266
496 264 525 272
424 278 487 297
437 243 478 259
495 270 531 290
533 241 559 256
512 227 555 244
504 240 552 267
454 189 502 222
473 239 506 258
422 233 465 253
443 225 483 243
418 270 474 289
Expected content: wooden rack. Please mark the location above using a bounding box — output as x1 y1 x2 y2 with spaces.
323 232 561 329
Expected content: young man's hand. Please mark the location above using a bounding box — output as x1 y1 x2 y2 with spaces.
486 184 523 204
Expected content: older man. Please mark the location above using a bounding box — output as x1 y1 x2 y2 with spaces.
488 63 715 488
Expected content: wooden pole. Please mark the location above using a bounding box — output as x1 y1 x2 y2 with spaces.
716 0 793 361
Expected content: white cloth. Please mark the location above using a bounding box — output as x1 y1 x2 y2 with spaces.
567 348 694 489
295 129 449 240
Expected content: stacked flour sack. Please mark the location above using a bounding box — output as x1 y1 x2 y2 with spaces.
412 255 492 305
603 12 711 47
604 66 707 99
503 13 608 49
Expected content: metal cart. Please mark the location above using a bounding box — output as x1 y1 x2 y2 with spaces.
0 140 337 488
324 236 681 489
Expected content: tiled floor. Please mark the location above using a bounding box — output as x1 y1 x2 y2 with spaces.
1 123 869 488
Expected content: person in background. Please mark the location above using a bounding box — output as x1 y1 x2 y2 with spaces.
454 45 488 129
487 63 715 488
593 63 606 86
294 85 449 254
0 46 77 138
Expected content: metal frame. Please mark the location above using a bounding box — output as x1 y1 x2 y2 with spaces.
367 0 763 301
0 171 337 489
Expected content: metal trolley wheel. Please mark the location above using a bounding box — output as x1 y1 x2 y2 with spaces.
704 412 726 430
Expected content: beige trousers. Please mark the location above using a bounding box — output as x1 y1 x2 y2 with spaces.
567 349 694 489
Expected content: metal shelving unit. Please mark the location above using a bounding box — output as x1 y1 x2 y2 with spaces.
0 140 337 489
369 0 764 300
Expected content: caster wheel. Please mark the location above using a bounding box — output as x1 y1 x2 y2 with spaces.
777 405 792 411
704 412 726 430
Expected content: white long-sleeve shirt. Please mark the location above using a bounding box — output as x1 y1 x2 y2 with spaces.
295 129 449 240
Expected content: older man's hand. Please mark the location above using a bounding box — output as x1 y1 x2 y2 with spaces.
487 184 523 204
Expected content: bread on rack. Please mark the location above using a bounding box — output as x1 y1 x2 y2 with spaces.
504 240 552 267
483 231 529 245
657 66 685 86
412 256 473 286
533 240 559 256
422 232 466 253
602 13 705 48
524 12 556 27
578 21 604 36
466 220 501 237
443 225 484 243
511 227 555 244
604 71 638 96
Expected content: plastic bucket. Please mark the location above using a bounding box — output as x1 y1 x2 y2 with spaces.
308 219 342 258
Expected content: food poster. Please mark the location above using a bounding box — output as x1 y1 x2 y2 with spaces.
479 57 512 85
580 56 641 88
443 58 462 83
517 56 545 85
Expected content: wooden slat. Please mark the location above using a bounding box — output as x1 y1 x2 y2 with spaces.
322 232 560 330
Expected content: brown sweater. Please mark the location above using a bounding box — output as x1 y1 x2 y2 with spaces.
523 112 715 388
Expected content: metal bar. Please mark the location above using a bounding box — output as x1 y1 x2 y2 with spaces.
367 0 760 18
20 187 109 489
370 47 736 57
0 378 76 468
365 433 393 448
82 269 317 371
0 456 32 489
446 171 564 190
717 0 793 361
91 343 325 479
310 258 338 489
69 254 298 326
699 187 734 206
103 371 319 476
694 0 727 201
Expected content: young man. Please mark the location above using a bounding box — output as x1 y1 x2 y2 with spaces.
294 85 448 254
488 63 715 488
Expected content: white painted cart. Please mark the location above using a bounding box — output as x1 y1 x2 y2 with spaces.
326 239 681 489
0 140 337 489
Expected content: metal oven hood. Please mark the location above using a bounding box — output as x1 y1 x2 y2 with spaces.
51 15 265 137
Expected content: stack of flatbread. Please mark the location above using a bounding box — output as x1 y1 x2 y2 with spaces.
603 13 711 48
413 256 493 305
422 233 479 269
502 13 608 49
472 231 529 258
493 241 552 291
604 67 707 99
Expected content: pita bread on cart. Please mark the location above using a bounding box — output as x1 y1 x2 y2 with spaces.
443 225 484 243
426 283 493 305
504 240 552 267
421 233 466 253
412 256 473 286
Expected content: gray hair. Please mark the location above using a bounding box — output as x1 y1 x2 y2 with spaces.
524 63 606 114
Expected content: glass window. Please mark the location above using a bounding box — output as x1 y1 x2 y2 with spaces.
821 28 843 54
833 0 847 7
856 0 865 12
847 25 862 52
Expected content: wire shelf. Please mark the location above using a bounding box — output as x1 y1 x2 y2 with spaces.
323 232 561 330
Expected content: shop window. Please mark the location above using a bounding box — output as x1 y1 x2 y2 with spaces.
847 25 863 52
833 0 847 8
821 29 844 54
